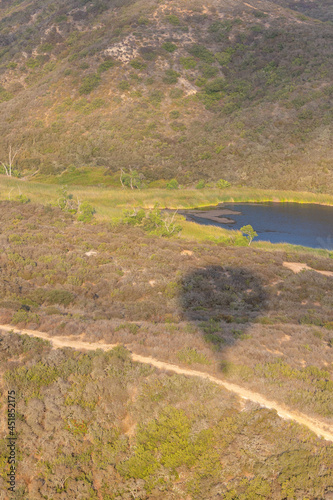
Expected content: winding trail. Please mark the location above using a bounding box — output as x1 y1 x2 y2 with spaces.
1 324 333 442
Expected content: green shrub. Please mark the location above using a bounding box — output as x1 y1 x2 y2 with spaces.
216 178 231 188
205 77 226 94
163 69 180 84
98 59 115 73
162 42 177 53
196 179 206 189
79 73 101 94
166 178 179 189
130 59 147 70
118 80 131 91
240 224 257 245
0 85 14 103
123 204 181 237
166 14 180 25
15 194 30 204
123 208 146 226
189 45 215 63
77 201 96 223
180 57 197 69
12 311 40 326
177 348 210 365
148 90 164 105
200 65 219 78
169 110 180 119
31 289 75 306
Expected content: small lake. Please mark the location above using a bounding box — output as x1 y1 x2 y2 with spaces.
179 202 333 249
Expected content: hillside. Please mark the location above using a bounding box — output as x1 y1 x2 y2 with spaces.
0 200 333 498
0 0 332 190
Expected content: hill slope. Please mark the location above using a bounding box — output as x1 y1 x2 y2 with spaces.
0 0 332 190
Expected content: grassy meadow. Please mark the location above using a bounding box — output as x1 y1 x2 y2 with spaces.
2 174 333 255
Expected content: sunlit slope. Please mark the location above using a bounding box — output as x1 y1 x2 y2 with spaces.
0 0 332 190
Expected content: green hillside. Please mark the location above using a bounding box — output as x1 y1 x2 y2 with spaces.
0 0 332 191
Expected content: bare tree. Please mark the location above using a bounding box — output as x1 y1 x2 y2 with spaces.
1 144 21 177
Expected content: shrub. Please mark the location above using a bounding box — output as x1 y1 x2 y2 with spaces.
166 14 180 25
123 205 182 237
163 69 180 84
177 348 210 365
123 208 146 226
200 65 219 78
98 59 115 73
166 178 179 189
77 201 95 223
16 194 30 204
216 179 231 188
12 311 40 326
180 57 197 69
162 42 177 53
169 110 180 119
79 73 101 94
148 90 164 105
130 59 147 70
118 80 131 91
189 45 215 63
196 179 206 189
204 77 226 94
240 225 258 246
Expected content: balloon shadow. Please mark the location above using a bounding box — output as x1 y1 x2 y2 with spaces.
179 265 268 353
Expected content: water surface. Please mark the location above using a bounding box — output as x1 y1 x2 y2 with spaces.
180 202 333 249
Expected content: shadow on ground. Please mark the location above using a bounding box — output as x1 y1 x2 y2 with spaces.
180 265 268 354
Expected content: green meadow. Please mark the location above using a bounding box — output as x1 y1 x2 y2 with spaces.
1 174 333 254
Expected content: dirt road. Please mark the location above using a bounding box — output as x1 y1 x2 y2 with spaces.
1 324 333 442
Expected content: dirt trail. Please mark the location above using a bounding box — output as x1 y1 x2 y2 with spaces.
1 324 333 442
283 262 333 277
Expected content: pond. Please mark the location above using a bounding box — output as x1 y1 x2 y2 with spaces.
179 202 333 249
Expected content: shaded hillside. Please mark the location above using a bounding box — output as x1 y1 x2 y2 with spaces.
0 0 332 190
271 0 333 22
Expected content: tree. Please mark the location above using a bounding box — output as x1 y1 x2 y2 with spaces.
1 144 21 177
216 179 231 189
120 168 144 189
240 225 258 245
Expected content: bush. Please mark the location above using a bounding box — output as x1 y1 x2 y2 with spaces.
123 204 182 237
196 179 206 189
163 69 180 84
148 90 164 105
180 57 197 69
118 80 130 91
189 45 215 63
177 348 210 365
240 224 258 246
16 194 30 204
166 14 180 25
130 59 147 70
79 73 101 94
169 110 180 119
77 201 95 223
200 65 219 79
98 59 115 73
166 178 179 189
162 42 177 53
12 310 40 326
216 179 231 188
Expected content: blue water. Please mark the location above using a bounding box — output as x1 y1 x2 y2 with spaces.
183 202 333 249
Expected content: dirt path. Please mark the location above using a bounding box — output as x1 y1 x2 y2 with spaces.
283 262 333 277
1 324 333 442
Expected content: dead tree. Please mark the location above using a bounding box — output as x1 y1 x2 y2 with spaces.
1 144 21 176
